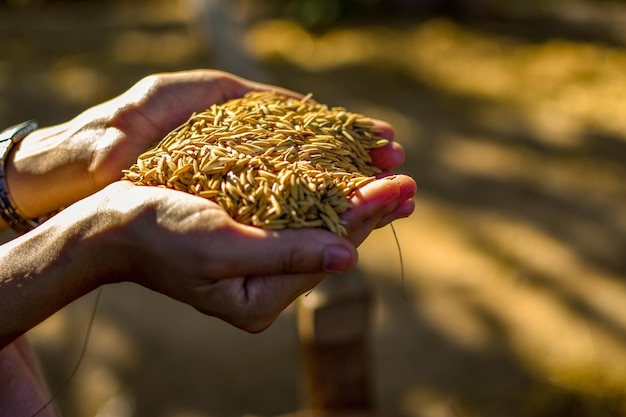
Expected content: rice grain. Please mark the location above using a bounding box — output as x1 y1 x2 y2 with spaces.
122 91 388 236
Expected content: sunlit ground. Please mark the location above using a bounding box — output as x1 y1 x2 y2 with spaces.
1 1 625 416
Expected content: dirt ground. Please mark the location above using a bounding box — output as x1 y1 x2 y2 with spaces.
1 1 626 417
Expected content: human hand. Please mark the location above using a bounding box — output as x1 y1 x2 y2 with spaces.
197 174 415 332
1 68 415 343
64 173 413 333
7 69 408 222
5 70 303 219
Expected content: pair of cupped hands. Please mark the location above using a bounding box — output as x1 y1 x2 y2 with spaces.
7 70 415 334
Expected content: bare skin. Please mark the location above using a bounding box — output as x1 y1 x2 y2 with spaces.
0 70 416 416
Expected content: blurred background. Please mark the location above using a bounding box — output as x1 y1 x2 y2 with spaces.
1 0 626 416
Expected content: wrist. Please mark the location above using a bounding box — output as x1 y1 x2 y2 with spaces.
0 121 42 232
6 120 95 219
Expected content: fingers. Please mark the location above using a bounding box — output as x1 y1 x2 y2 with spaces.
210 224 358 278
219 175 416 276
376 197 416 229
367 119 405 171
372 118 394 141
203 176 416 333
209 174 415 277
370 141 405 171
342 175 416 246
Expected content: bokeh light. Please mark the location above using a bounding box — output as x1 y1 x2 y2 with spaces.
1 0 625 416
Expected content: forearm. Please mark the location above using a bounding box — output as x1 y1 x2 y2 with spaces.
0 209 112 349
6 121 103 221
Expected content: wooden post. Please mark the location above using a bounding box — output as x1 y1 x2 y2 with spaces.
298 269 373 413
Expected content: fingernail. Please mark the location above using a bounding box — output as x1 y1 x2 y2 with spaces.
323 245 356 273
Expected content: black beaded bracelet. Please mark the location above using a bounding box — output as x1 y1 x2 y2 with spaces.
0 120 41 233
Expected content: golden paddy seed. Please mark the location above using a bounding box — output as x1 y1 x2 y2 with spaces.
122 91 389 236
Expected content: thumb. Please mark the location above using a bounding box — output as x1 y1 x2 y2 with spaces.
215 225 358 278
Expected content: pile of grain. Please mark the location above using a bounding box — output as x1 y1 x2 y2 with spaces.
122 91 388 236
